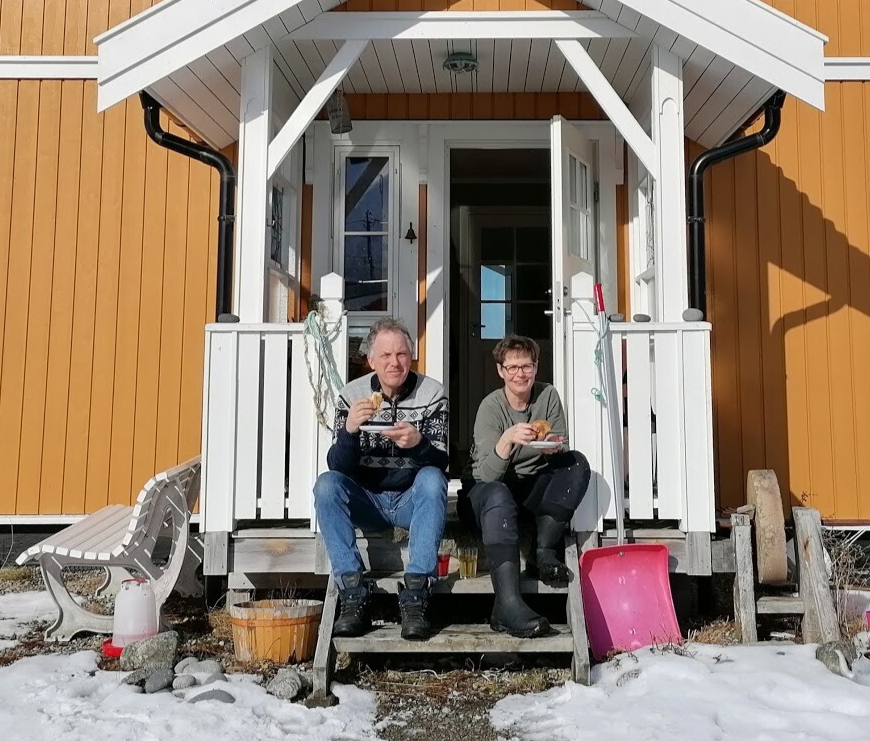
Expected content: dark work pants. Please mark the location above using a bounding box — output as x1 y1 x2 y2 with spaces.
461 450 591 547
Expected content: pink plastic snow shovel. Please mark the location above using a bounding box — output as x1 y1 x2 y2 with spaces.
578 284 681 660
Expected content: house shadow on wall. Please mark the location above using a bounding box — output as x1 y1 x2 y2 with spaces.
708 147 870 521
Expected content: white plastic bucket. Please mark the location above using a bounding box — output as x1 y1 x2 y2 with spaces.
112 578 158 647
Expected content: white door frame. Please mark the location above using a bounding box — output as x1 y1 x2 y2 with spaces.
426 120 618 387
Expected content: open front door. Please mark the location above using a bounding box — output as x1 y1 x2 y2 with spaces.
550 115 597 402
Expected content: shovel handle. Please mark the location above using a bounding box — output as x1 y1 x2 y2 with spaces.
593 283 605 313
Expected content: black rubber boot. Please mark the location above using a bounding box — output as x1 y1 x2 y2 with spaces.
398 574 432 641
534 514 571 585
488 545 550 638
333 573 371 638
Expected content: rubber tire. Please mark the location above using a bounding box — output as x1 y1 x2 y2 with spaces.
746 470 788 585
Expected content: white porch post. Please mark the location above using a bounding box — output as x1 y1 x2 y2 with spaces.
650 45 689 322
234 45 273 322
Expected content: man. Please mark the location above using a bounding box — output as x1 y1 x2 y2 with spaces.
314 318 449 641
461 335 590 638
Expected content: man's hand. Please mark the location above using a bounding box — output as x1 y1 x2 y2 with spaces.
380 422 423 449
540 435 567 455
346 399 377 434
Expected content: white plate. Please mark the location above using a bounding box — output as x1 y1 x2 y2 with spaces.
527 440 563 449
360 424 398 433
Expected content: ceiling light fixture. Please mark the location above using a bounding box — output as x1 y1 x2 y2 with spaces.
443 51 479 75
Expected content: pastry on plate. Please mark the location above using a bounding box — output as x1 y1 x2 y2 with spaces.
370 391 383 408
530 419 552 440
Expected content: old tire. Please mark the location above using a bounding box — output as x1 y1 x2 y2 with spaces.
746 470 788 584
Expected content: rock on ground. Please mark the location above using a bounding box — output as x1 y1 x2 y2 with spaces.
173 674 198 690
120 631 179 671
187 688 235 704
145 667 175 694
181 658 224 675
266 668 311 701
202 672 227 685
816 640 860 677
122 668 151 687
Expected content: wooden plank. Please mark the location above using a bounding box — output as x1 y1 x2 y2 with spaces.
625 330 653 519
652 331 683 521
0 80 16 438
63 0 89 56
311 575 339 698
681 329 715 532
18 81 61 515
685 530 712 576
565 536 590 685
231 536 318 573
731 513 757 643
793 507 839 643
18 0 44 55
335 623 574 653
0 0 23 55
0 80 39 515
203 530 229 576
370 574 568 594
129 109 168 508
260 332 289 519
756 595 804 615
288 333 317 519
234 332 261 521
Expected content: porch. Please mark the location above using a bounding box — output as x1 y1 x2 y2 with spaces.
94 0 826 586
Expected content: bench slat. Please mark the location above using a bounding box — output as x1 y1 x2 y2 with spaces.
57 506 135 557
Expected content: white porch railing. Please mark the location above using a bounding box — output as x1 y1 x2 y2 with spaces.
568 273 715 533
200 274 347 534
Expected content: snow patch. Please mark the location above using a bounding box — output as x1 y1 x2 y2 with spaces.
0 591 59 649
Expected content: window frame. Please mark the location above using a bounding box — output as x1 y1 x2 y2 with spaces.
333 145 400 318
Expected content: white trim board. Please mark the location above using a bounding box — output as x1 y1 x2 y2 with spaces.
0 56 98 79
289 11 637 41
825 58 870 81
0 514 202 526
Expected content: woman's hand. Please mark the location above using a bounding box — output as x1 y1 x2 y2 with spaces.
540 434 567 455
495 423 538 459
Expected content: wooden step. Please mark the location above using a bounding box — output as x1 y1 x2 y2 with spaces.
756 595 805 615
333 623 573 654
369 572 569 594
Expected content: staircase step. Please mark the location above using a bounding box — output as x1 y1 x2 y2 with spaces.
369 573 568 594
756 595 805 615
333 623 573 654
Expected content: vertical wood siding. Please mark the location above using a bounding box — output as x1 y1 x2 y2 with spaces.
701 0 870 518
0 80 218 515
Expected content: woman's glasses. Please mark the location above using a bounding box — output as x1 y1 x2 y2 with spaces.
500 363 536 376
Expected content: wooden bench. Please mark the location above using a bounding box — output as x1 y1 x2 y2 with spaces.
16 457 203 642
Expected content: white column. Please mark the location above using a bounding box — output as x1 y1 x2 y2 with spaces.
234 45 273 322
650 45 689 322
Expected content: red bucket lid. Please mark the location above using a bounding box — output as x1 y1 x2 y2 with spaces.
102 638 124 658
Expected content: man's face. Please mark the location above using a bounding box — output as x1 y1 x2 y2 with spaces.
496 350 537 396
370 330 412 391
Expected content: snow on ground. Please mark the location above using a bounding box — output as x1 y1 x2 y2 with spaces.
0 651 379 741
0 591 59 649
492 643 870 741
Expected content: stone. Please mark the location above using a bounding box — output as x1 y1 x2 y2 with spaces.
175 657 198 674
145 668 175 694
173 674 198 690
196 659 224 675
202 673 228 685
304 692 339 709
616 668 642 687
816 641 860 677
266 668 310 701
122 668 151 687
120 631 179 671
187 688 236 704
852 631 870 654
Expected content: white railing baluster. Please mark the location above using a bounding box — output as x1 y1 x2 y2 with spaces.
626 330 654 519
288 333 317 520
652 330 684 520
235 332 261 521
260 331 289 519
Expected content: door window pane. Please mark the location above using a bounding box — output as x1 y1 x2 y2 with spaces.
480 227 513 261
480 264 512 301
516 226 550 262
569 155 577 203
344 235 388 312
345 156 390 232
481 303 512 340
515 303 549 339
516 264 550 301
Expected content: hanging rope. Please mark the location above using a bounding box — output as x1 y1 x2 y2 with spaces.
302 297 346 431
577 301 608 405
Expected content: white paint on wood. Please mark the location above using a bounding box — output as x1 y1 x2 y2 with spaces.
234 333 262 521
260 332 290 519
825 57 870 80
0 56 98 78
626 331 653 519
268 40 367 178
681 328 715 531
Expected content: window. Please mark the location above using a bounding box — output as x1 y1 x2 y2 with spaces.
270 185 284 264
336 149 398 314
567 154 593 260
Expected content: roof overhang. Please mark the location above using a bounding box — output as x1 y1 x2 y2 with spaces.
95 0 827 150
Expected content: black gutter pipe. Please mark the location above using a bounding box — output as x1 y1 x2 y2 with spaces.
686 90 787 317
140 92 237 321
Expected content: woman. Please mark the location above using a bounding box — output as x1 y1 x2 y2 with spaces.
461 335 591 638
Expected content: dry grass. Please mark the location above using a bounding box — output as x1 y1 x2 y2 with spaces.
822 530 870 641
688 619 740 645
0 568 30 583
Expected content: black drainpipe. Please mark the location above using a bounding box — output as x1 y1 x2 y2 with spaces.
686 90 787 317
140 92 237 321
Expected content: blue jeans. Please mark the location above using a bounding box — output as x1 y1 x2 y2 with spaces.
313 467 448 581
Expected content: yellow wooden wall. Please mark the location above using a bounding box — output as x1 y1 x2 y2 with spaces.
0 0 218 516
705 0 870 519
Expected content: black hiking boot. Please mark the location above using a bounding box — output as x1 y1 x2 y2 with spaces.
398 574 432 641
533 513 572 585
333 573 371 638
487 545 550 638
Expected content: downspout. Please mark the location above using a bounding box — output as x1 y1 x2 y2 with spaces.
140 92 237 321
686 90 786 317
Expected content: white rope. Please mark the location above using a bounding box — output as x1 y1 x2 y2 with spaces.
302 300 346 431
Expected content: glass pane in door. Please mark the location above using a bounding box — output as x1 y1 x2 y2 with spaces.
345 156 390 232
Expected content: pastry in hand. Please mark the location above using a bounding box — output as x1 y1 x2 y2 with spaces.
530 419 552 441
370 391 383 408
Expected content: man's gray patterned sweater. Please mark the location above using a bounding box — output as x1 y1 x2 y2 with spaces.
327 371 449 491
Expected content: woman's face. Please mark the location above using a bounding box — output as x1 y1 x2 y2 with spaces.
496 350 537 397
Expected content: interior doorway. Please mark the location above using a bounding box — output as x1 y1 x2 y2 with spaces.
448 148 553 475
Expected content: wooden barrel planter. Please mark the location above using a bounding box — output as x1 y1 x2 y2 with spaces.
228 599 323 663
